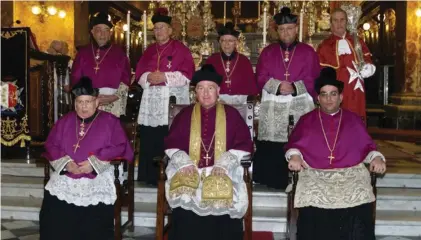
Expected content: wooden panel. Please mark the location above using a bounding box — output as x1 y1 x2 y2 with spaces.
28 68 42 137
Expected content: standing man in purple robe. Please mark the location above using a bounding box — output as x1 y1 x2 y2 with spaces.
285 67 386 240
253 7 320 190
164 64 253 240
205 22 258 105
39 76 133 240
135 8 195 185
71 12 131 118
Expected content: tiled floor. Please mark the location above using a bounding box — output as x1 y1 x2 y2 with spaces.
1 220 420 240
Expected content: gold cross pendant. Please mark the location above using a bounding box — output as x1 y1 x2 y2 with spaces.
73 142 80 153
328 153 335 164
204 153 211 165
94 65 100 74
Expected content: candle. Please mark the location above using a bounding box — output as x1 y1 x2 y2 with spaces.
224 1 226 25
258 1 260 19
263 7 267 46
143 10 147 49
299 10 304 42
126 11 130 57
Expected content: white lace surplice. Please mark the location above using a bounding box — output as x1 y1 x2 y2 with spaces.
45 167 122 206
258 89 314 143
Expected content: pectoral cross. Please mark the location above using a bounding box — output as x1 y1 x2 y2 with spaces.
284 71 290 81
73 142 80 153
204 153 211 165
225 78 231 86
94 65 100 74
166 61 172 69
328 153 335 164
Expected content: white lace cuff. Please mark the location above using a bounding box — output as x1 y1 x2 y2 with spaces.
50 155 72 172
165 71 190 87
138 72 151 89
363 150 386 164
293 80 308 96
359 63 376 78
285 148 304 162
263 78 281 95
87 155 111 174
214 151 240 174
338 38 352 55
166 149 195 170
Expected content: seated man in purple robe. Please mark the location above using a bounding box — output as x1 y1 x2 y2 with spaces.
205 22 258 105
164 64 253 240
39 76 133 240
285 67 386 240
71 12 131 118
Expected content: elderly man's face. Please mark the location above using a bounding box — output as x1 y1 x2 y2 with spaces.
75 95 99 119
277 23 298 44
91 24 111 47
154 22 172 44
318 85 343 114
219 35 237 55
196 81 220 109
331 11 347 37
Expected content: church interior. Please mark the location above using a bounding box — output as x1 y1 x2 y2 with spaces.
1 1 421 240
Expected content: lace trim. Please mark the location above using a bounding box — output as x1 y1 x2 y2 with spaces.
137 85 189 126
263 78 281 95
165 71 190 87
258 92 314 142
45 168 117 206
215 152 238 174
364 150 386 164
219 95 247 105
294 163 375 209
50 155 72 172
98 82 128 117
293 80 308 96
87 155 110 174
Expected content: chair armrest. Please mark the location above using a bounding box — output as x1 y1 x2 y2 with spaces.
240 154 252 168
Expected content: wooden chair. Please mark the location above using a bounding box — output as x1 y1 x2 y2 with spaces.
43 84 142 240
155 101 255 240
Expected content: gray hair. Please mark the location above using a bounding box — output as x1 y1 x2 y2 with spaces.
330 8 348 23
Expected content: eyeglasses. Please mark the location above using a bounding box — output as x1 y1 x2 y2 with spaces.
153 26 169 32
278 26 296 33
93 28 111 34
220 39 236 44
320 91 340 98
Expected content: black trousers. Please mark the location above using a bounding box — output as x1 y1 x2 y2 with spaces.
169 208 243 240
39 190 114 240
252 140 289 190
297 203 375 240
137 125 168 185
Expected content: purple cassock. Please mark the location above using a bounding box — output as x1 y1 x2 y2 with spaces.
71 44 131 88
205 52 258 96
256 42 320 99
44 111 134 179
164 104 253 168
135 40 195 85
285 108 377 169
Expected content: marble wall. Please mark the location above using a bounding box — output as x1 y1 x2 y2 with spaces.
13 1 75 57
404 1 421 94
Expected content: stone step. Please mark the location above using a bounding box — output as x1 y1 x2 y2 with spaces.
2 196 421 236
2 162 421 188
2 176 421 211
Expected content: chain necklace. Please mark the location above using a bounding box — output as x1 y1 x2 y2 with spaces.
73 112 100 153
91 44 113 74
200 133 216 165
280 46 296 82
318 109 343 165
220 53 239 87
155 40 173 72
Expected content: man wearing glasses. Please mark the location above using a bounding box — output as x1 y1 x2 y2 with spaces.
71 12 131 118
135 8 195 185
253 7 320 190
285 67 385 240
205 22 258 105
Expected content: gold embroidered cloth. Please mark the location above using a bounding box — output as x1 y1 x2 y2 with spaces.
295 163 375 209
